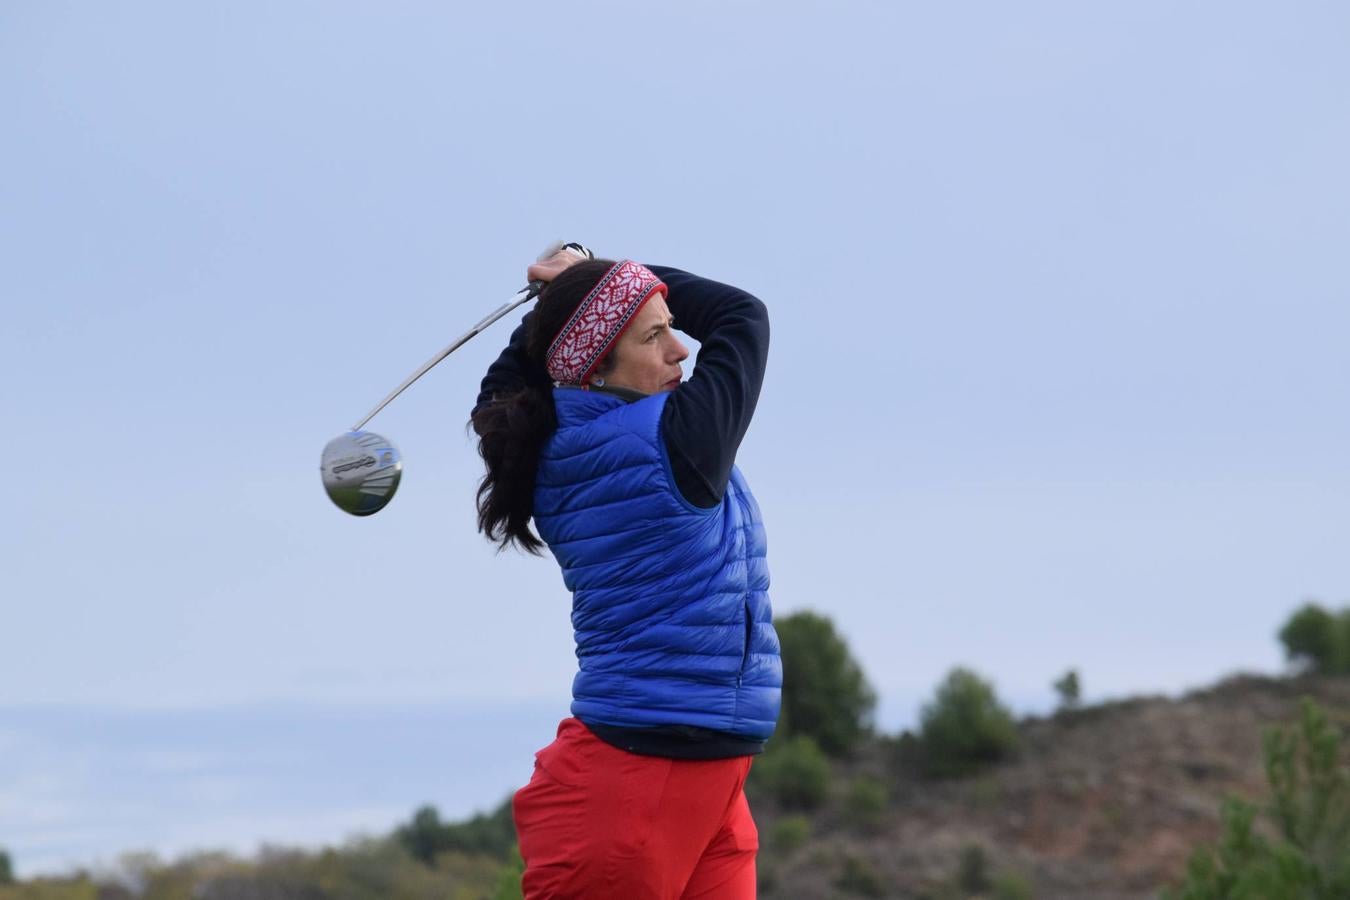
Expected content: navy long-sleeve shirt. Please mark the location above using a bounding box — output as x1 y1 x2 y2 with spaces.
474 265 770 509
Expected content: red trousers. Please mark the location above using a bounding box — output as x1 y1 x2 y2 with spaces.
512 718 759 899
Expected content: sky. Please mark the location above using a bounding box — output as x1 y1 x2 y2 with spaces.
2 0 1348 877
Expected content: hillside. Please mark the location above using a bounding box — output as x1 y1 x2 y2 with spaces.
3 673 1347 900
751 672 1350 899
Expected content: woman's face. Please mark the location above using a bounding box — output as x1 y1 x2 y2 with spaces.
595 293 688 395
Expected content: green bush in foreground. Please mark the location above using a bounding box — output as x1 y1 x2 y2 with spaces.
919 667 1019 778
1165 699 1350 900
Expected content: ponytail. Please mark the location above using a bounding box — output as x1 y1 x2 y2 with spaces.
471 258 617 554
472 383 556 554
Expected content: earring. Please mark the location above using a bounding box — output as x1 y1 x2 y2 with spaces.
593 377 606 387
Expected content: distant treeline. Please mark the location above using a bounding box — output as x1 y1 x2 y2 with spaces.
2 603 1347 899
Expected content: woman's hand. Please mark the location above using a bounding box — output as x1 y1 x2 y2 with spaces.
527 243 590 284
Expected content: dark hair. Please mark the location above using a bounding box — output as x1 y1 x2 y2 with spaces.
472 259 617 554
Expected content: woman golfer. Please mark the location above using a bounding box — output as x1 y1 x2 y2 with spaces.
472 245 781 899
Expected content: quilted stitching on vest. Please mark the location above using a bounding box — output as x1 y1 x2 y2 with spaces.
534 389 782 740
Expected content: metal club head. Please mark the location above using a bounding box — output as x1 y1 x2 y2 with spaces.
320 431 403 516
321 241 594 517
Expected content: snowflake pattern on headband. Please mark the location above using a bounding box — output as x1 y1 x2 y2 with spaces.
546 260 666 385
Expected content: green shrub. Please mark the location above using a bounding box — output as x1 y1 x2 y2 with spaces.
919 846 1032 900
0 877 99 900
769 815 812 853
835 854 885 897
993 872 1035 900
491 845 524 900
1053 668 1081 710
752 735 831 809
970 774 1004 809
882 729 923 777
758 857 779 894
776 611 877 756
397 805 450 864
1164 699 1350 899
919 667 1019 778
1278 603 1350 675
395 798 516 865
844 777 889 832
957 844 991 893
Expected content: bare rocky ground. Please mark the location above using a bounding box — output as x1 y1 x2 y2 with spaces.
751 673 1350 900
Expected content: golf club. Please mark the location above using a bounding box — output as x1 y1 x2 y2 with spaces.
320 241 592 516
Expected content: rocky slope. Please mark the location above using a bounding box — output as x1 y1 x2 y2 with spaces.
752 673 1350 899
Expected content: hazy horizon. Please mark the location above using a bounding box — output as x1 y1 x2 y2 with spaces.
2 666 1285 878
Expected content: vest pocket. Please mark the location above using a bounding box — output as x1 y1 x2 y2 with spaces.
738 601 753 685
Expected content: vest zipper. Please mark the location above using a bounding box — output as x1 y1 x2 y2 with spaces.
738 601 753 687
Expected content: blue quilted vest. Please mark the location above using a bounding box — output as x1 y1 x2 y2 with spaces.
533 388 781 741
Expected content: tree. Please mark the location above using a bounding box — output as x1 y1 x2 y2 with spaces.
775 611 876 756
394 799 516 866
1278 603 1350 675
1053 669 1081 711
918 667 1018 778
1165 699 1350 899
0 848 12 885
396 805 448 865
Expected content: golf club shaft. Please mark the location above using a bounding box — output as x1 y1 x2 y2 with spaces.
350 281 542 432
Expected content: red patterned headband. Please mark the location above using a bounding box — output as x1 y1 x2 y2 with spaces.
545 260 667 385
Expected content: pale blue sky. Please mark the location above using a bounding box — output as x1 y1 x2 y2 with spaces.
2 0 1348 875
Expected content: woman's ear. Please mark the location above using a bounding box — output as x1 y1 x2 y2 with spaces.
590 354 616 387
